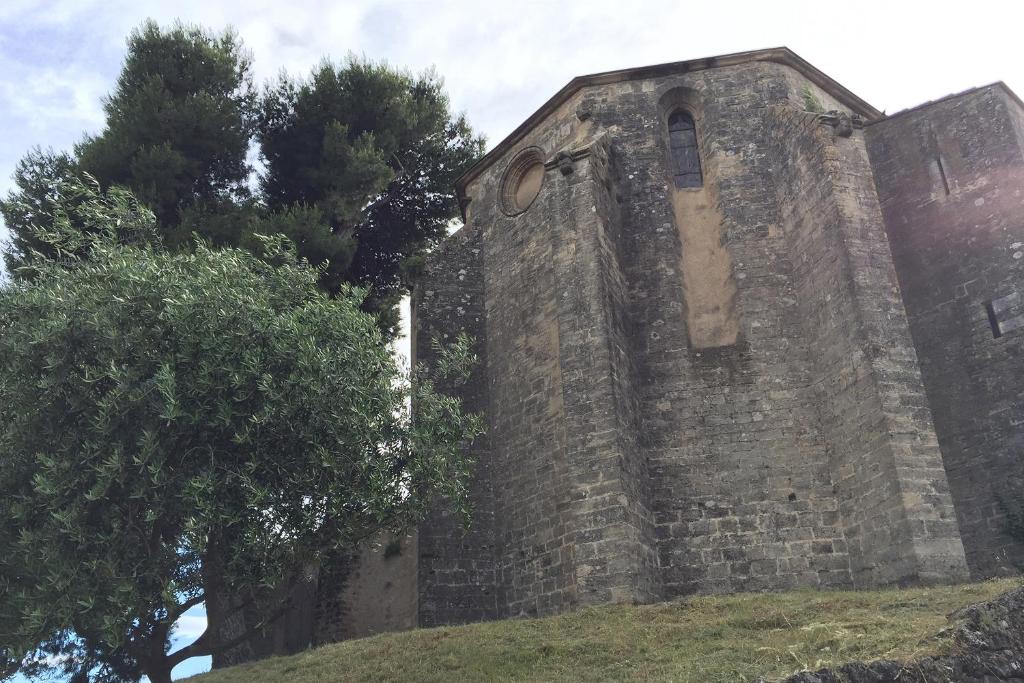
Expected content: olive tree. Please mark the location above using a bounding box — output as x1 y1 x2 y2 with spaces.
0 178 481 683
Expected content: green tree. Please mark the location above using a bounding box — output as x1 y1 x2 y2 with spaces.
258 58 485 336
0 148 78 274
75 20 256 247
3 23 482 338
0 177 481 683
1 165 159 278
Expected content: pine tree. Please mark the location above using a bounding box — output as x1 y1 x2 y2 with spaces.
75 20 256 248
257 58 485 335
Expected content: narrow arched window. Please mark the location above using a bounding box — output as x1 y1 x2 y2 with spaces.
667 111 702 188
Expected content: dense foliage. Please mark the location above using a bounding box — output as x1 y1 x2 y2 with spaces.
0 20 483 338
257 59 484 332
1 159 160 277
0 178 482 683
76 20 257 245
0 148 78 273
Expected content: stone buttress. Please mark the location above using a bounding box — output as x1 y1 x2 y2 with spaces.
411 49 985 626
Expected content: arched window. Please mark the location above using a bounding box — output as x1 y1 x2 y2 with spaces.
667 111 702 188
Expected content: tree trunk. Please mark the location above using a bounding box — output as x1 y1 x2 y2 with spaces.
144 662 173 683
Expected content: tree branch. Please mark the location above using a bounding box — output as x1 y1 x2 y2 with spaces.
165 587 297 668
167 592 206 624
165 552 317 669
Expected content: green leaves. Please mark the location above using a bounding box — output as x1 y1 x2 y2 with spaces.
76 20 255 229
0 184 481 681
3 21 484 344
0 29 488 675
256 56 485 336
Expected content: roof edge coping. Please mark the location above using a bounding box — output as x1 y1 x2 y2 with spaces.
868 81 1024 125
454 47 882 205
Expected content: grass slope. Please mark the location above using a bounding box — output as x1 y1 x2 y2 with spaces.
190 578 1020 683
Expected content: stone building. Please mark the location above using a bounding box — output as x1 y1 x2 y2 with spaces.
410 46 1024 627
219 48 1024 664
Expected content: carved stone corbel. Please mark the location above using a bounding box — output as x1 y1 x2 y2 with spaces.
818 110 864 137
554 151 575 176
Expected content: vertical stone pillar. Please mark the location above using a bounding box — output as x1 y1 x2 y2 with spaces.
545 135 658 605
865 86 1024 577
774 105 969 586
412 225 498 626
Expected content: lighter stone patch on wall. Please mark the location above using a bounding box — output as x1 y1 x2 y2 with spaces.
658 86 738 348
670 189 739 348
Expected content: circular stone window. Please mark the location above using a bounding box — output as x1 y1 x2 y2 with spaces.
500 148 545 216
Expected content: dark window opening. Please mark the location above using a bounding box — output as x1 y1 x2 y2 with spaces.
985 291 1023 338
936 156 951 195
985 300 1003 338
667 110 703 188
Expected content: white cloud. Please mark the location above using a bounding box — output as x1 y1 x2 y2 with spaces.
173 613 208 641
2 0 1021 266
2 0 1021 165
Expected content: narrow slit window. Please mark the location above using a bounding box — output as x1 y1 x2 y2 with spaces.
985 300 1003 338
935 156 951 195
667 111 703 188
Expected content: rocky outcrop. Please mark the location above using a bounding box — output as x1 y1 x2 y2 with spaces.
780 586 1024 682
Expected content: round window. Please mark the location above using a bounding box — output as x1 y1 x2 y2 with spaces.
501 149 545 215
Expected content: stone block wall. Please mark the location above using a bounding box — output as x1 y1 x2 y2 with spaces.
542 135 659 607
313 533 417 643
412 225 498 626
866 85 1024 576
768 105 967 587
470 142 579 617
432 127 662 618
408 55 983 627
600 65 860 596
209 53 1021 663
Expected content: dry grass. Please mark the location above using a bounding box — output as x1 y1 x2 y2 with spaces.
189 578 1020 683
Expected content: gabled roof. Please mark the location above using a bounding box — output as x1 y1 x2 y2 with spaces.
456 47 882 197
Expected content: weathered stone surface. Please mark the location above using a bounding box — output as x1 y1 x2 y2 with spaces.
207 49 1024 667
313 532 418 642
405 48 991 630
413 223 498 626
406 48 1013 628
866 84 1024 578
277 49 1023 655
778 586 1024 682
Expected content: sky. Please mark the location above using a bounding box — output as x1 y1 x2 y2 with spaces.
1 0 1022 679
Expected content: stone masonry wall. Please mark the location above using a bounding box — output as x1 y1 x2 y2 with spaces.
209 56 1022 660
866 85 1024 576
768 106 968 586
313 532 417 643
586 65 858 596
413 225 498 626
581 61 963 593
474 150 580 617
459 131 659 616
590 139 663 603
411 57 978 627
544 136 660 606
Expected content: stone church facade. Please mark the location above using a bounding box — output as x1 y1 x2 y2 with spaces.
409 47 1024 627
220 48 1024 664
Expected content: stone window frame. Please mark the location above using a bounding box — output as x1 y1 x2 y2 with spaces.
499 147 546 217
